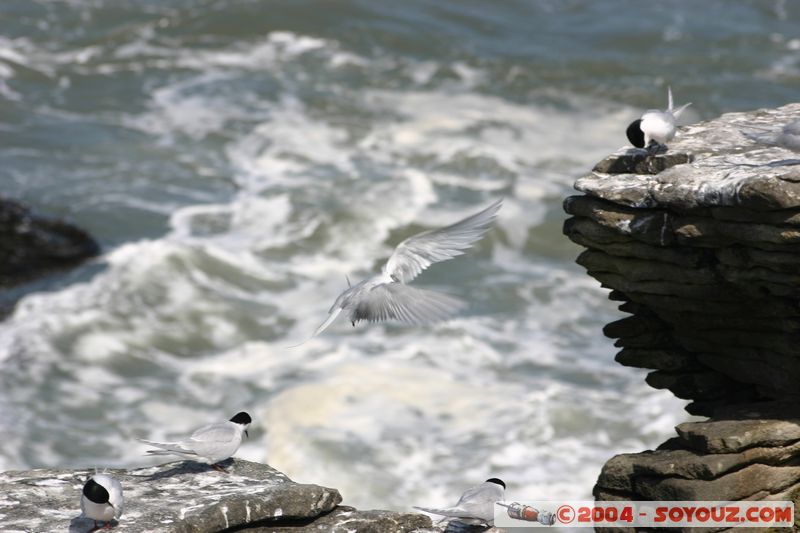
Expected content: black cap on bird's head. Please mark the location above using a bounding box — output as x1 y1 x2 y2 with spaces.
626 119 645 148
485 478 506 489
83 478 110 505
230 411 252 437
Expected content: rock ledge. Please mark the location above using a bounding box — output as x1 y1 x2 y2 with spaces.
564 103 800 529
0 459 431 533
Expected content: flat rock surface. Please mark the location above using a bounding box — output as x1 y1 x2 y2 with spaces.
0 459 342 533
244 506 432 533
575 103 800 211
677 414 800 454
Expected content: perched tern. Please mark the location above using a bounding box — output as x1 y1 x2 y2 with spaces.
80 473 124 530
295 199 502 344
138 411 251 471
414 478 506 526
626 87 691 154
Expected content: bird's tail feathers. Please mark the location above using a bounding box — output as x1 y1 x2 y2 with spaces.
286 307 342 348
313 307 342 337
138 438 193 455
672 102 691 118
413 506 474 519
666 86 691 118
144 449 180 456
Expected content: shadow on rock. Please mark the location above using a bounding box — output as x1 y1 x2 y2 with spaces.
443 520 492 533
140 458 235 481
69 516 118 532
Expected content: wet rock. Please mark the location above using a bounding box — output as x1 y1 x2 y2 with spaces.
567 103 800 520
0 459 430 533
591 151 693 175
564 103 800 411
595 403 800 503
244 506 432 533
0 198 99 289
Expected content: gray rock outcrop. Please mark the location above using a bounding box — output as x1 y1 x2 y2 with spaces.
0 459 431 533
564 103 800 525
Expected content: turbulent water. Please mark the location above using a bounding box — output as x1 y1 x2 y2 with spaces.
1 0 798 512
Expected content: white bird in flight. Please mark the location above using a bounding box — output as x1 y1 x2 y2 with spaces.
414 477 506 526
80 473 124 530
626 86 691 154
138 412 251 472
295 199 502 344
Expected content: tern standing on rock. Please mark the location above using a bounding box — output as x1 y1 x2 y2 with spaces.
80 473 124 530
626 87 691 154
414 477 506 526
294 199 502 345
138 412 252 472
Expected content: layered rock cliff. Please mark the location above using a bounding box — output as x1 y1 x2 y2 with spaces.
564 103 800 522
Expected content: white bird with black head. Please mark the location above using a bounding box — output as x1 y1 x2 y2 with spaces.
293 199 502 345
138 411 252 472
80 473 124 530
414 477 506 526
626 87 691 155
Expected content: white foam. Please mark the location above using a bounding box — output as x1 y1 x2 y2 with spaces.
0 25 690 513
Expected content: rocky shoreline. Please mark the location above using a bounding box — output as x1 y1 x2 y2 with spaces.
0 459 433 533
565 103 800 530
4 104 800 532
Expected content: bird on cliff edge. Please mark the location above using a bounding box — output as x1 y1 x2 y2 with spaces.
138 412 251 472
414 478 506 526
80 473 124 530
290 199 502 346
626 87 692 155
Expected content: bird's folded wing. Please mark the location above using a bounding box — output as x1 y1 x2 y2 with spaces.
355 284 466 325
383 199 502 283
413 506 477 519
190 423 236 443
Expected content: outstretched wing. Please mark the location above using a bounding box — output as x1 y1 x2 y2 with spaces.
383 199 502 284
354 284 466 325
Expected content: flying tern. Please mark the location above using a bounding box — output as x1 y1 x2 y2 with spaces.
294 199 502 344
